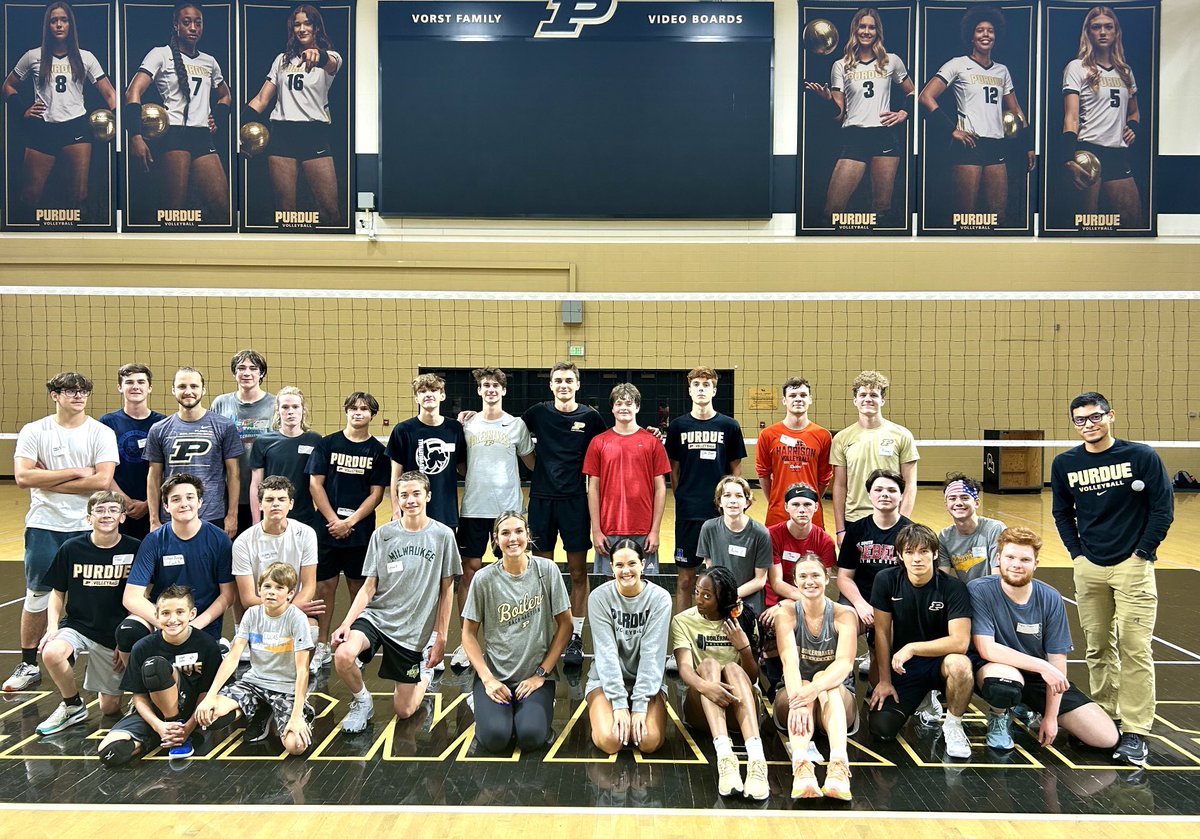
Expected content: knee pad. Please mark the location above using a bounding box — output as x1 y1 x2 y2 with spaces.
24 588 50 613
115 617 150 654
868 708 907 741
140 656 176 692
99 738 137 767
980 677 1023 710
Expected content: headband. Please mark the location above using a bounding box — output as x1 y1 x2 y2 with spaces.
944 480 980 502
785 485 820 503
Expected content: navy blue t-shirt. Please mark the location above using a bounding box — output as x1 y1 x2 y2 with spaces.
968 575 1073 659
100 409 167 501
665 412 747 521
129 521 233 641
250 429 323 526
307 431 388 546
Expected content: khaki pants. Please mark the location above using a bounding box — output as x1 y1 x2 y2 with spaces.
1072 556 1158 734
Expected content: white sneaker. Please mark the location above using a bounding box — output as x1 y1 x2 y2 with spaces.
716 754 743 796
2 662 41 691
342 693 375 732
665 653 679 673
743 759 769 800
310 642 332 672
942 717 972 759
422 637 445 672
450 645 471 669
916 690 944 725
36 701 88 736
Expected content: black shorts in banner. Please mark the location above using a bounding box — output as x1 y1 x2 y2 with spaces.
1 0 118 232
238 0 354 233
377 0 773 219
917 0 1035 236
1039 0 1158 237
796 0 915 236
119 0 235 232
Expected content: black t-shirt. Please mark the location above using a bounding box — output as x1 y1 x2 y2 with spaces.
522 402 607 499
306 431 388 546
836 514 912 601
665 412 747 520
42 533 141 647
385 416 467 526
870 566 972 652
121 627 222 719
249 429 323 526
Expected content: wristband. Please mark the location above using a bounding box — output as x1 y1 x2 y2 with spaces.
123 101 143 135
317 49 329 68
1125 119 1138 134
212 100 230 130
1062 130 1078 164
240 103 261 124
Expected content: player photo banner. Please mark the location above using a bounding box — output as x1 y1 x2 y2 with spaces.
797 0 915 236
238 0 353 233
2 0 118 231
1039 0 1157 236
917 0 1036 236
119 0 235 232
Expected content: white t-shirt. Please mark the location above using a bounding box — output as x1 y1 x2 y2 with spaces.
12 48 105 123
267 51 341 123
14 416 118 531
1063 59 1137 148
231 520 318 581
935 55 1013 139
831 53 908 128
460 413 534 518
138 44 224 129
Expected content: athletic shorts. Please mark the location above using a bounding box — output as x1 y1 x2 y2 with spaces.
24 527 89 591
761 649 856 695
219 680 314 736
316 543 368 581
969 658 1094 717
27 115 89 155
158 125 217 158
673 519 706 569
351 617 425 684
947 135 1007 167
268 120 332 162
840 125 901 162
528 496 591 555
594 534 658 575
55 627 123 696
1078 141 1134 183
876 655 946 717
108 710 162 753
457 517 494 559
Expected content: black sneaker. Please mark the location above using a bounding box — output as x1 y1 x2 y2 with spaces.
244 709 271 744
563 634 584 669
1113 732 1149 766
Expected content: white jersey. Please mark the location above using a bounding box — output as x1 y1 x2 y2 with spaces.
138 44 224 129
11 48 105 123
267 51 341 123
14 416 118 531
1063 58 1136 148
935 55 1013 139
831 53 908 129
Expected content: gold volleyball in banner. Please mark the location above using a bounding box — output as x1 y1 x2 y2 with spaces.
803 19 839 55
88 109 115 142
240 122 271 157
1073 150 1101 187
1002 110 1020 138
140 103 169 139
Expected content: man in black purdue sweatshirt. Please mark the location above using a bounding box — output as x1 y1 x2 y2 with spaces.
1051 392 1173 767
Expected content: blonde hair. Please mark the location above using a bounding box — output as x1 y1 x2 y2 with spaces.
1077 6 1135 93
852 370 889 396
271 386 311 431
843 8 890 73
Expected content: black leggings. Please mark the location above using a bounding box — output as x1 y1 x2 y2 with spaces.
471 679 556 753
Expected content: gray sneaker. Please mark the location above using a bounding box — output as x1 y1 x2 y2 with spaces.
986 711 1014 750
310 642 332 672
2 662 41 692
916 690 944 726
36 701 89 736
342 694 375 732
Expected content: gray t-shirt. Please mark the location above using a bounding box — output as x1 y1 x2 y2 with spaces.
697 516 773 614
236 603 313 694
584 580 672 713
938 516 1006 582
211 392 276 500
145 411 245 522
968 575 1073 660
360 518 462 651
460 413 534 518
461 555 570 684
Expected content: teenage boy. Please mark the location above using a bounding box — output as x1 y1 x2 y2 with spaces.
8 372 118 692
667 367 746 614
831 370 919 546
756 377 832 530
100 363 166 540
766 484 837 608
233 476 319 613
698 475 772 614
386 373 467 529
211 349 276 536
98 585 223 764
332 471 460 732
249 386 322 527
146 367 244 538
196 562 315 753
522 363 606 667
35 491 140 735
307 392 389 672
584 383 671 573
939 473 1006 582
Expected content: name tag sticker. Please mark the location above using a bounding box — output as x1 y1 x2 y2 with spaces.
387 560 404 574
728 545 747 557
174 652 198 667
971 546 987 558
779 435 797 447
297 445 314 455
782 551 801 563
879 445 896 457
113 554 134 566
163 554 185 567
444 443 456 452
1016 622 1041 635
52 446 67 456
137 438 147 449
337 507 355 518
699 450 717 460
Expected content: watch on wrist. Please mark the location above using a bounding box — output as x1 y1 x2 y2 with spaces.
535 665 548 678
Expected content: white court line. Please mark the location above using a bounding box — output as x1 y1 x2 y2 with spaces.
1062 595 1200 662
0 597 24 610
0 802 1197 822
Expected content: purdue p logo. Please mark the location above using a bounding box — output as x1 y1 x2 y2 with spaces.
535 0 617 37
168 438 213 465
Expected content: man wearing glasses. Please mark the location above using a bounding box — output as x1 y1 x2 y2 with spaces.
1051 391 1173 767
7 373 118 692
